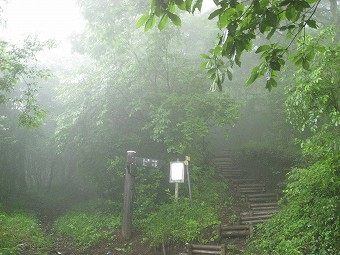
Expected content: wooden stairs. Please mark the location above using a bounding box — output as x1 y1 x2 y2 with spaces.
182 151 281 255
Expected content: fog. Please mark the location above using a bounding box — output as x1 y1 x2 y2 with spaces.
1 1 337 254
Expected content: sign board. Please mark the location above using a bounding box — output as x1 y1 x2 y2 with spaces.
134 157 161 168
169 161 185 183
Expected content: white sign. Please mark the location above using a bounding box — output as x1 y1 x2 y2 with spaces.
169 162 185 183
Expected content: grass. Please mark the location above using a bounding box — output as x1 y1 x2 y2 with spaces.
53 199 121 249
0 208 50 255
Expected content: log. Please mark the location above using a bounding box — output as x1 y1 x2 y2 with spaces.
246 193 278 202
231 178 257 184
187 244 226 255
238 184 265 188
218 224 254 238
241 214 272 224
250 202 278 208
252 210 278 216
239 188 265 194
252 206 279 211
241 218 271 224
221 230 250 237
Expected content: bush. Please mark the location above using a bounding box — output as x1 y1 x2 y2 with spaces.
246 140 340 255
0 211 50 255
53 199 120 249
141 199 221 247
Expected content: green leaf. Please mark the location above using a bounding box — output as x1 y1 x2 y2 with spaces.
253 0 262 14
270 61 281 71
219 8 236 28
259 18 267 33
158 14 169 30
286 7 296 21
266 10 278 27
255 44 271 53
246 66 260 86
200 53 210 59
265 78 277 91
306 19 318 29
302 58 310 70
200 61 209 68
227 69 233 80
136 13 149 29
214 46 222 56
185 0 193 12
175 0 187 10
145 15 156 31
193 0 203 11
266 27 276 39
208 9 222 20
167 12 182 26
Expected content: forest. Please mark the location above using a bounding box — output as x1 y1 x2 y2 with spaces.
0 0 339 254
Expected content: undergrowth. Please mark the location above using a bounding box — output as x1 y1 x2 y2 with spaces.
0 208 50 255
53 199 121 250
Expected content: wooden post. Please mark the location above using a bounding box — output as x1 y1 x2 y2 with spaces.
175 182 179 201
122 150 136 240
185 156 192 207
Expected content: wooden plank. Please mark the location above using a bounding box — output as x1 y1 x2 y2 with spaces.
220 224 249 231
221 230 250 237
231 178 257 184
191 244 221 250
238 184 265 188
191 250 220 254
250 202 278 208
247 193 277 198
187 244 226 255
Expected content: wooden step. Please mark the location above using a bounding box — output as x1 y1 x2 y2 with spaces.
250 202 278 208
231 178 257 184
239 188 266 194
186 244 227 255
218 224 253 238
246 193 278 202
240 214 272 225
238 184 265 188
252 209 279 216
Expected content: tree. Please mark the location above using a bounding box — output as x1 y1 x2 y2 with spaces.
246 26 339 255
53 0 239 198
0 36 55 127
139 0 339 91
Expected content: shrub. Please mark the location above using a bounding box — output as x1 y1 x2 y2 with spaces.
53 199 120 249
141 199 221 247
246 139 340 255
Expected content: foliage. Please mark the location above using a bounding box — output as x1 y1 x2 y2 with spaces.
0 210 50 255
0 36 55 127
140 0 338 91
133 167 166 226
52 0 239 198
141 199 221 247
246 27 340 255
286 26 340 133
137 92 239 154
246 144 339 255
53 200 121 249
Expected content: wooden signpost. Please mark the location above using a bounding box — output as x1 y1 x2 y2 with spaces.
122 151 163 240
121 151 191 240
